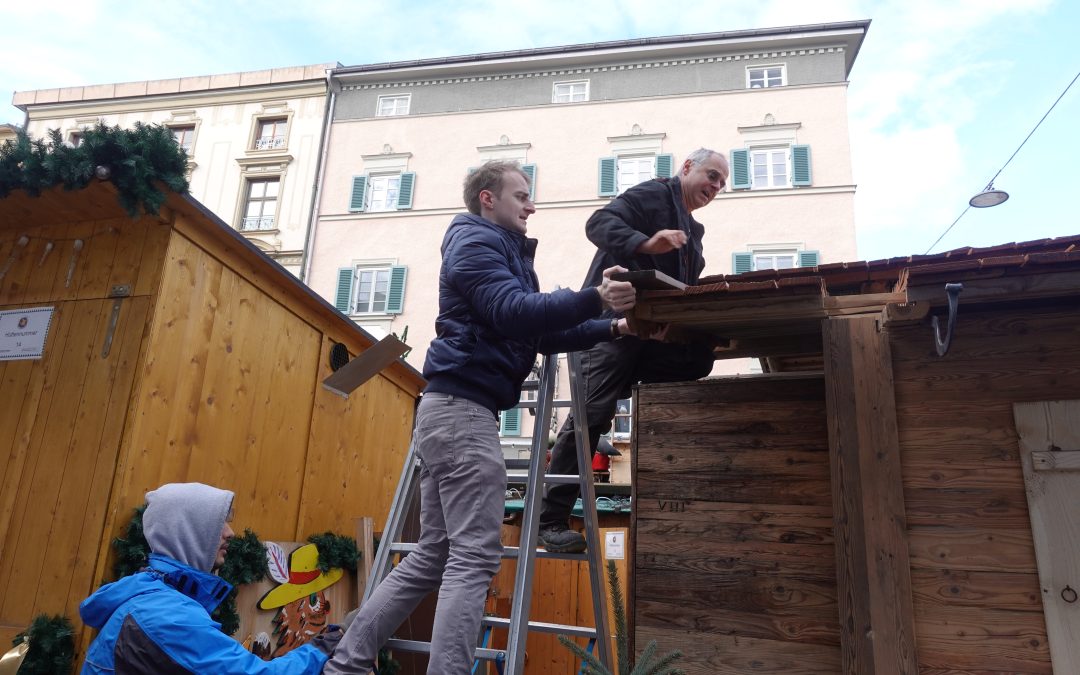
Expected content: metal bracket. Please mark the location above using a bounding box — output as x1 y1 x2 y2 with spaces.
932 283 964 357
101 284 131 358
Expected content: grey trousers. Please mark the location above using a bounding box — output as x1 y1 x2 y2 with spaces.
323 393 506 675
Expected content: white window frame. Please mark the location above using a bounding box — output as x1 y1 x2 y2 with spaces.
376 94 411 117
612 397 632 439
240 177 280 231
253 117 288 151
748 243 803 272
170 124 196 153
366 173 402 212
746 64 786 89
352 265 393 315
616 155 656 194
749 146 791 190
552 80 589 103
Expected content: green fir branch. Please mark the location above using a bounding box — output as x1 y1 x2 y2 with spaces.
12 614 75 675
306 531 360 573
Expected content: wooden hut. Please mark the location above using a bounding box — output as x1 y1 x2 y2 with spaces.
629 236 1080 674
0 181 424 655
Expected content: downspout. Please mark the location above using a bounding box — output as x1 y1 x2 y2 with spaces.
300 65 340 283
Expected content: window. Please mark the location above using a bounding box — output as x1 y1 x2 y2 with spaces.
334 265 407 315
598 153 674 197
612 398 632 438
240 178 279 231
377 95 411 117
552 80 589 103
751 147 790 189
170 125 195 153
747 65 785 89
254 118 287 150
732 249 819 274
69 131 83 147
499 408 522 436
348 172 416 212
730 145 811 190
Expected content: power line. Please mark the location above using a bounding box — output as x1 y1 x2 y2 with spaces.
924 67 1080 255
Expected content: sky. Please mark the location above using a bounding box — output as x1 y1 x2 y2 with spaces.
2 0 1077 261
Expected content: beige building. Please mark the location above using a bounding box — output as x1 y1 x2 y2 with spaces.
307 22 868 459
12 64 335 275
0 124 18 144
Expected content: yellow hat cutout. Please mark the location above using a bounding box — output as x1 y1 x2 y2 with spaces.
257 543 343 610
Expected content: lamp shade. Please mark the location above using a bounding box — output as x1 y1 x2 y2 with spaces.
969 187 1009 208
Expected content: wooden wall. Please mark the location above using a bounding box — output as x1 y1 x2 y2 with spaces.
633 375 840 674
888 299 1080 673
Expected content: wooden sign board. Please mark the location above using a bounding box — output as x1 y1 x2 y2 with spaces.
321 335 409 398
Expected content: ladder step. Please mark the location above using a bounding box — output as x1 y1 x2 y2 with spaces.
385 638 505 662
482 616 598 639
387 542 587 561
506 471 579 484
515 399 573 409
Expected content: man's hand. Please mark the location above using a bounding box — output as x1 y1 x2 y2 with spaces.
597 266 635 312
636 229 687 255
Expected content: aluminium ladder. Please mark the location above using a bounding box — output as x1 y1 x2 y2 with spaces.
365 350 613 674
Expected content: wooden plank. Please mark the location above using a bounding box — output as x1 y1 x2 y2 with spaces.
903 487 1032 529
906 269 1080 307
910 568 1042 612
611 269 686 291
322 335 409 398
823 315 918 674
914 603 1051 673
907 527 1037 574
635 626 841 675
1031 449 1080 470
75 220 121 300
1013 400 1080 674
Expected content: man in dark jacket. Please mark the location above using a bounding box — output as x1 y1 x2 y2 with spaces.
323 161 636 675
80 482 338 673
538 148 729 553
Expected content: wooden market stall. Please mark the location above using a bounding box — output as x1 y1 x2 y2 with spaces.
630 236 1080 674
0 180 424 656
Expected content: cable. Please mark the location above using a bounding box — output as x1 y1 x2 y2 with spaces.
924 67 1080 255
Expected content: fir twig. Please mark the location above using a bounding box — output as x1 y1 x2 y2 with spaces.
12 614 75 675
306 531 360 573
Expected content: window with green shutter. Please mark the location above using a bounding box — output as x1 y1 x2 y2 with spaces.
732 252 753 275
386 266 407 314
798 250 820 268
791 145 812 186
655 153 675 179
349 176 367 212
500 407 522 436
730 149 750 190
521 164 537 201
334 267 354 313
598 157 617 197
396 172 416 209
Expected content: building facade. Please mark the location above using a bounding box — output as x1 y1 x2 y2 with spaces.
307 22 868 457
12 64 335 275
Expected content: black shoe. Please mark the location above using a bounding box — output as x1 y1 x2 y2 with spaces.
538 525 586 553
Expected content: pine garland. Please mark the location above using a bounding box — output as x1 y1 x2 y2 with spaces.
11 614 75 675
0 123 189 216
213 529 268 636
111 504 150 579
306 531 360 573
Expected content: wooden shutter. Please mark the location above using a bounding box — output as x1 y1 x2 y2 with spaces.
522 164 537 201
386 266 407 314
396 172 416 209
349 176 367 212
799 250 820 268
500 408 522 436
598 157 617 197
732 252 753 275
655 153 675 179
792 145 812 186
730 149 750 190
334 267 354 313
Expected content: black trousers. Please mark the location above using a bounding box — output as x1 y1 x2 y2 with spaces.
539 337 714 528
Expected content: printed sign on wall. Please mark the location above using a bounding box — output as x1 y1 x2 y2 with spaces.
0 307 54 361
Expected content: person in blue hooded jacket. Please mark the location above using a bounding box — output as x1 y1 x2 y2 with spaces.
79 482 339 674
323 161 637 675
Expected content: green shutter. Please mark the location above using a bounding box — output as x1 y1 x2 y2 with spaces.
335 267 354 313
730 150 750 190
799 250 820 268
500 407 522 436
732 252 753 275
655 153 674 179
396 172 416 209
521 163 537 201
598 157 617 197
386 265 407 314
791 145 812 186
349 176 367 212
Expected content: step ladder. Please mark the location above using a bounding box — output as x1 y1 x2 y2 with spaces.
365 350 613 674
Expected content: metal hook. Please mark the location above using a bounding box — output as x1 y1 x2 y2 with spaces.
1063 585 1078 603
932 283 964 356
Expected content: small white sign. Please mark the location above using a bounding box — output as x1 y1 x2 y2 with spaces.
604 531 625 560
0 307 54 361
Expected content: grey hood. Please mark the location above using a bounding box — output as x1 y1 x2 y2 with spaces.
143 483 234 573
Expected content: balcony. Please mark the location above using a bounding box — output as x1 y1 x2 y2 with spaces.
254 136 286 151
240 216 275 231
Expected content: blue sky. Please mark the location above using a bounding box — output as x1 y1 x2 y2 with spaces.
2 0 1077 261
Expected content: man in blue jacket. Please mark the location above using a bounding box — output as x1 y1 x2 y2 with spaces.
539 148 729 553
323 161 636 675
80 482 338 673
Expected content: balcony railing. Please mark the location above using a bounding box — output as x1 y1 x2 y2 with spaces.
254 136 286 151
241 216 275 231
